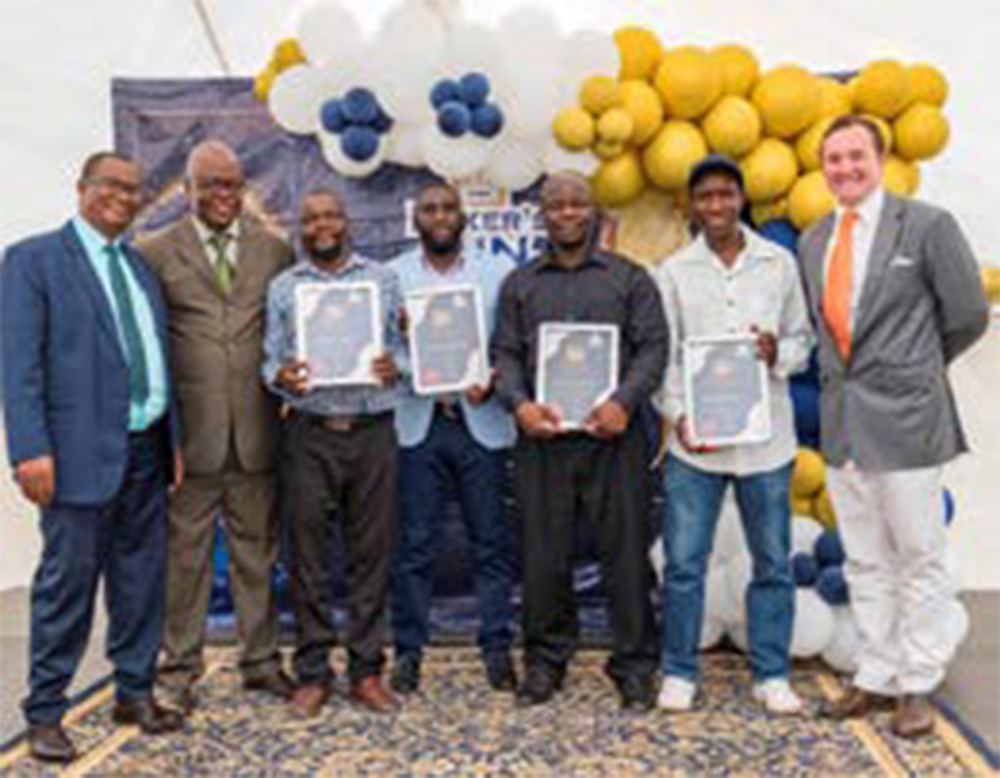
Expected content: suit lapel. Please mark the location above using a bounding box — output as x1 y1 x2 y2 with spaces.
852 195 904 347
175 216 225 298
230 217 263 300
61 223 126 363
807 216 834 321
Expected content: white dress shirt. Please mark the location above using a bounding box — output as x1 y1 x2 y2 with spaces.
653 225 815 475
824 187 885 329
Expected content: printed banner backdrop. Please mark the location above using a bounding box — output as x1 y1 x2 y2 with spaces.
113 77 644 638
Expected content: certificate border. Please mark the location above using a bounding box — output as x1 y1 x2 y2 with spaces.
406 283 490 396
294 280 384 387
536 322 620 431
682 333 772 447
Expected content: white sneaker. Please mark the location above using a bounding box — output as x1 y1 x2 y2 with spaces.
657 676 696 712
753 679 804 715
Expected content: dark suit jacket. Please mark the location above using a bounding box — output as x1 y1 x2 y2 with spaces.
138 215 292 474
1 221 177 505
798 193 989 469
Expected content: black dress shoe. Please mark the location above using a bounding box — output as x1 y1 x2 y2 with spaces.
27 723 77 763
160 684 197 715
112 697 185 734
390 653 422 694
484 652 518 692
244 669 296 700
617 675 655 712
516 665 564 707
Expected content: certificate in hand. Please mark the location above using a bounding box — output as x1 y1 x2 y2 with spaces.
294 281 383 386
537 323 620 430
407 284 489 395
683 334 771 447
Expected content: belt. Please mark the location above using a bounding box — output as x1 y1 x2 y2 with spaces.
434 400 463 421
293 409 391 432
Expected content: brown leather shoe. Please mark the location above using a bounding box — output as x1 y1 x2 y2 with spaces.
288 683 331 718
349 676 396 713
27 723 77 763
244 669 297 700
892 694 935 739
112 697 185 734
820 685 894 720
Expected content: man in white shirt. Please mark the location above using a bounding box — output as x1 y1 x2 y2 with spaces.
799 115 988 738
653 155 814 714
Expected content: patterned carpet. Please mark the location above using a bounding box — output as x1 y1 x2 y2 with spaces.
0 648 992 777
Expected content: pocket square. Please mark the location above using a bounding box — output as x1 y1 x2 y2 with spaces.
889 255 916 269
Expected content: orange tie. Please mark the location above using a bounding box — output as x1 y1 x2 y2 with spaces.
823 209 858 361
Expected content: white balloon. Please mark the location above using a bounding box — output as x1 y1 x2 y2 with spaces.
648 537 665 587
385 123 426 169
947 599 970 649
791 517 826 554
790 589 836 658
711 491 746 565
544 143 599 177
485 135 544 191
821 606 861 674
441 23 498 74
296 1 364 67
269 65 326 136
706 560 741 627
423 127 491 181
700 618 725 650
557 29 620 105
497 6 561 54
319 131 386 179
723 547 751 620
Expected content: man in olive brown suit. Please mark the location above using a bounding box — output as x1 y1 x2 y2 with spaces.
139 140 295 711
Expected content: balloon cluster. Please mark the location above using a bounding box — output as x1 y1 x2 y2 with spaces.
321 88 393 163
792 528 849 606
253 38 307 101
550 26 951 221
790 446 837 528
431 73 504 139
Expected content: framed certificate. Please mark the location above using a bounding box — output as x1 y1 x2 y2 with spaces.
407 284 489 395
683 334 771 447
537 322 620 430
294 281 383 386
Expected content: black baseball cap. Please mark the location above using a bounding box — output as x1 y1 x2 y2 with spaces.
688 153 744 192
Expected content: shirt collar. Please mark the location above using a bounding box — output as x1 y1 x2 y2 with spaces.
192 215 240 246
420 247 466 276
835 186 884 228
72 214 124 253
533 246 610 273
295 251 368 279
694 224 776 274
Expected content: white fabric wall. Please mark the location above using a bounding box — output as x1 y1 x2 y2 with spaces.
1 0 997 591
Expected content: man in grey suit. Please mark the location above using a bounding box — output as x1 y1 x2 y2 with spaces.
799 115 988 738
138 140 295 710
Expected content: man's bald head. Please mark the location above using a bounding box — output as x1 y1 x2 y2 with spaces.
184 140 245 231
540 172 593 207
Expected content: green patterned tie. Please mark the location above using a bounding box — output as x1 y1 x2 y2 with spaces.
104 245 150 405
209 232 233 295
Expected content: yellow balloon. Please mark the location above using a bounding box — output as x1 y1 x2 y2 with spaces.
594 138 626 160
597 108 635 144
981 266 1000 304
580 75 622 117
740 138 799 203
702 95 762 158
642 120 708 190
712 43 760 97
908 63 949 107
653 46 722 120
273 38 307 72
619 80 664 146
817 78 853 118
751 198 789 226
788 171 836 231
552 106 597 150
813 489 837 530
615 26 663 81
791 447 827 499
854 59 913 119
751 65 823 138
253 64 277 101
893 102 950 161
790 495 814 517
796 115 836 172
882 154 921 196
592 150 646 207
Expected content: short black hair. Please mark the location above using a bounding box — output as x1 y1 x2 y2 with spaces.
688 153 744 193
78 150 136 184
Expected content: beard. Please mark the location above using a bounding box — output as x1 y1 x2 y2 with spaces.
310 242 345 263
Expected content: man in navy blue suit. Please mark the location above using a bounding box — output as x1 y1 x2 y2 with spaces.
1 151 183 763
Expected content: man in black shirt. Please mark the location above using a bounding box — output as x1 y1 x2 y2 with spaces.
492 172 668 710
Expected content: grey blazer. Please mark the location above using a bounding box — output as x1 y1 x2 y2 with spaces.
138 215 293 474
798 192 989 470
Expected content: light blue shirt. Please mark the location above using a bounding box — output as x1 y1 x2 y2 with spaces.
72 216 168 431
391 244 516 450
262 254 405 416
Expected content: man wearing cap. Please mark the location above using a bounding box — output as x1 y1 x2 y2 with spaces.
800 115 988 737
653 154 814 714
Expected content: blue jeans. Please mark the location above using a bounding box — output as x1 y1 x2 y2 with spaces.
660 454 794 682
390 411 515 658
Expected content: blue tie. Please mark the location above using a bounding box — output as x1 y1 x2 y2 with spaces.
104 245 149 405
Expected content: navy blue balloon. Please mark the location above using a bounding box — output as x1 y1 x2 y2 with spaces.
756 218 800 254
471 103 504 138
943 488 955 526
431 78 463 109
790 380 820 449
340 126 380 162
459 71 491 107
341 87 379 126
437 101 472 138
792 552 820 587
816 566 850 605
372 107 394 134
320 98 347 133
814 530 846 568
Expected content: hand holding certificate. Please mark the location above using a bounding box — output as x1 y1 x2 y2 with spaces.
536 323 620 432
682 334 772 447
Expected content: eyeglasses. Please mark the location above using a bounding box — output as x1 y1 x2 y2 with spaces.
83 176 142 198
193 177 245 194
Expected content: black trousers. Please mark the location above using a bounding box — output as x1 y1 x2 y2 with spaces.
278 412 397 683
514 423 659 682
